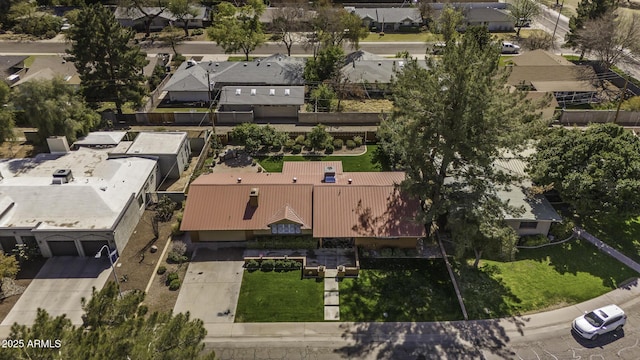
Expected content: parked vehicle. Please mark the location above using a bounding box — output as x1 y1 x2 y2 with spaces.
572 304 626 340
501 42 521 54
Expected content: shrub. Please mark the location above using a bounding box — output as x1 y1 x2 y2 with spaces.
353 136 363 147
191 28 204 36
261 259 275 271
549 217 575 240
171 222 182 236
519 234 549 247
303 139 312 149
324 144 334 154
284 139 296 150
167 251 188 264
346 140 357 149
295 135 306 145
246 259 260 269
157 266 167 275
291 144 302 154
172 241 187 255
275 260 287 271
333 139 343 149
166 271 179 285
380 248 393 257
169 279 181 290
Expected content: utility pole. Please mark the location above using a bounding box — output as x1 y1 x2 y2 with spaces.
614 76 629 124
550 0 565 49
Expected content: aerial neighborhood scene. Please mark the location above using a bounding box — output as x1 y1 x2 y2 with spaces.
1 0 640 358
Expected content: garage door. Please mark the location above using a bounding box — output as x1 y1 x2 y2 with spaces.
81 240 109 258
47 241 79 256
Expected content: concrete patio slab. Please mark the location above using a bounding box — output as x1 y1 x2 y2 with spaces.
1 257 111 326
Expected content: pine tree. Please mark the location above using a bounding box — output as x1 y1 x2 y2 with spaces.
67 4 149 115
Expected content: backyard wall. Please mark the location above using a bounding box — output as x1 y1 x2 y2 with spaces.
559 110 640 126
298 112 386 125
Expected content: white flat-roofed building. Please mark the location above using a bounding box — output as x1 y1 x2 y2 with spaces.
122 132 191 180
0 147 158 257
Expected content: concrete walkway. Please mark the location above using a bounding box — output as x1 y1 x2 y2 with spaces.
323 269 340 321
574 227 640 274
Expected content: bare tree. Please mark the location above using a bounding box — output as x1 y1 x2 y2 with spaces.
271 0 309 56
121 0 170 37
510 0 540 37
576 10 640 69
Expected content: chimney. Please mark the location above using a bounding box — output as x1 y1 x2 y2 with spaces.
249 188 259 207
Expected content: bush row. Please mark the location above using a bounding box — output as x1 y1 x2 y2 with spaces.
245 259 302 272
246 236 316 249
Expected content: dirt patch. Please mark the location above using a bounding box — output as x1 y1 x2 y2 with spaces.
115 210 177 295
339 99 394 113
0 258 47 323
0 141 46 159
142 244 191 315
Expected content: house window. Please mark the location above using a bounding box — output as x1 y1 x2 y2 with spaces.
271 223 301 234
519 221 538 229
137 194 144 208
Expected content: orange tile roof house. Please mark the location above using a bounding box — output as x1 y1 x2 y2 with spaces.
181 162 425 248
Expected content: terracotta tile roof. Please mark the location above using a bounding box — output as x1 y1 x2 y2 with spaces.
313 186 425 238
181 184 313 231
282 161 343 175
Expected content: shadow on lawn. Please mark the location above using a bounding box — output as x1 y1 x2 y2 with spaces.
336 260 527 359
583 216 640 263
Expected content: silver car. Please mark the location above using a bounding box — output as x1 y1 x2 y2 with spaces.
572 304 626 340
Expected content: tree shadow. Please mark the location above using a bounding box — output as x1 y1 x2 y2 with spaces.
336 261 526 359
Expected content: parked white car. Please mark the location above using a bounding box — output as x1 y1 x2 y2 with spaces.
572 304 626 340
501 42 521 54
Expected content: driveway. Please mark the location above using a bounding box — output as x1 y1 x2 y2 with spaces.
173 247 244 323
1 257 111 326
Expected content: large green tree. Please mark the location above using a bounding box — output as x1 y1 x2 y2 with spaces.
510 0 540 37
167 0 200 36
304 45 345 83
67 4 149 115
4 282 215 359
0 81 15 145
121 0 170 37
528 124 640 219
12 78 100 144
377 27 547 254
307 124 333 151
312 4 369 50
207 0 265 61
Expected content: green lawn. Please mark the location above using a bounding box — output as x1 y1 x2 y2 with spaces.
362 32 441 42
340 259 462 322
235 270 324 322
257 145 384 173
462 238 638 318
583 215 640 264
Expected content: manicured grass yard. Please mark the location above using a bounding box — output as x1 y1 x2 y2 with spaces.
258 145 383 173
462 238 638 318
235 270 324 322
340 259 462 322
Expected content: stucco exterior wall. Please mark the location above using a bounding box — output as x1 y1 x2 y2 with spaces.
506 219 552 236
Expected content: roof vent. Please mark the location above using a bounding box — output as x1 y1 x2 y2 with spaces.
237 177 242 183
378 62 382 66
284 88 290 96
249 188 259 207
215 62 219 67
52 169 73 184
348 178 353 184
269 88 275 96
398 61 405 68
323 166 336 183
293 177 297 183
243 63 248 67
251 88 257 96
267 63 271 67
186 59 197 68
235 88 241 95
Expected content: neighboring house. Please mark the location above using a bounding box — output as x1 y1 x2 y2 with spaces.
8 54 162 89
113 6 210 31
162 55 305 103
494 151 562 236
259 7 316 30
0 140 158 257
507 50 599 106
347 7 423 32
73 131 129 149
117 132 191 180
462 7 515 32
181 161 425 248
0 56 27 84
341 50 428 93
215 86 304 123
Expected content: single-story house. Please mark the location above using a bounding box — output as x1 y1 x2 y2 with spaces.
341 50 428 92
507 50 599 106
162 54 305 103
113 6 210 31
462 7 515 32
0 56 27 84
259 7 316 31
347 7 423 32
0 141 158 257
181 161 425 248
215 86 304 123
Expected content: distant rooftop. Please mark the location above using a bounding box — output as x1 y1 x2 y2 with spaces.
74 131 128 147
218 86 305 106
